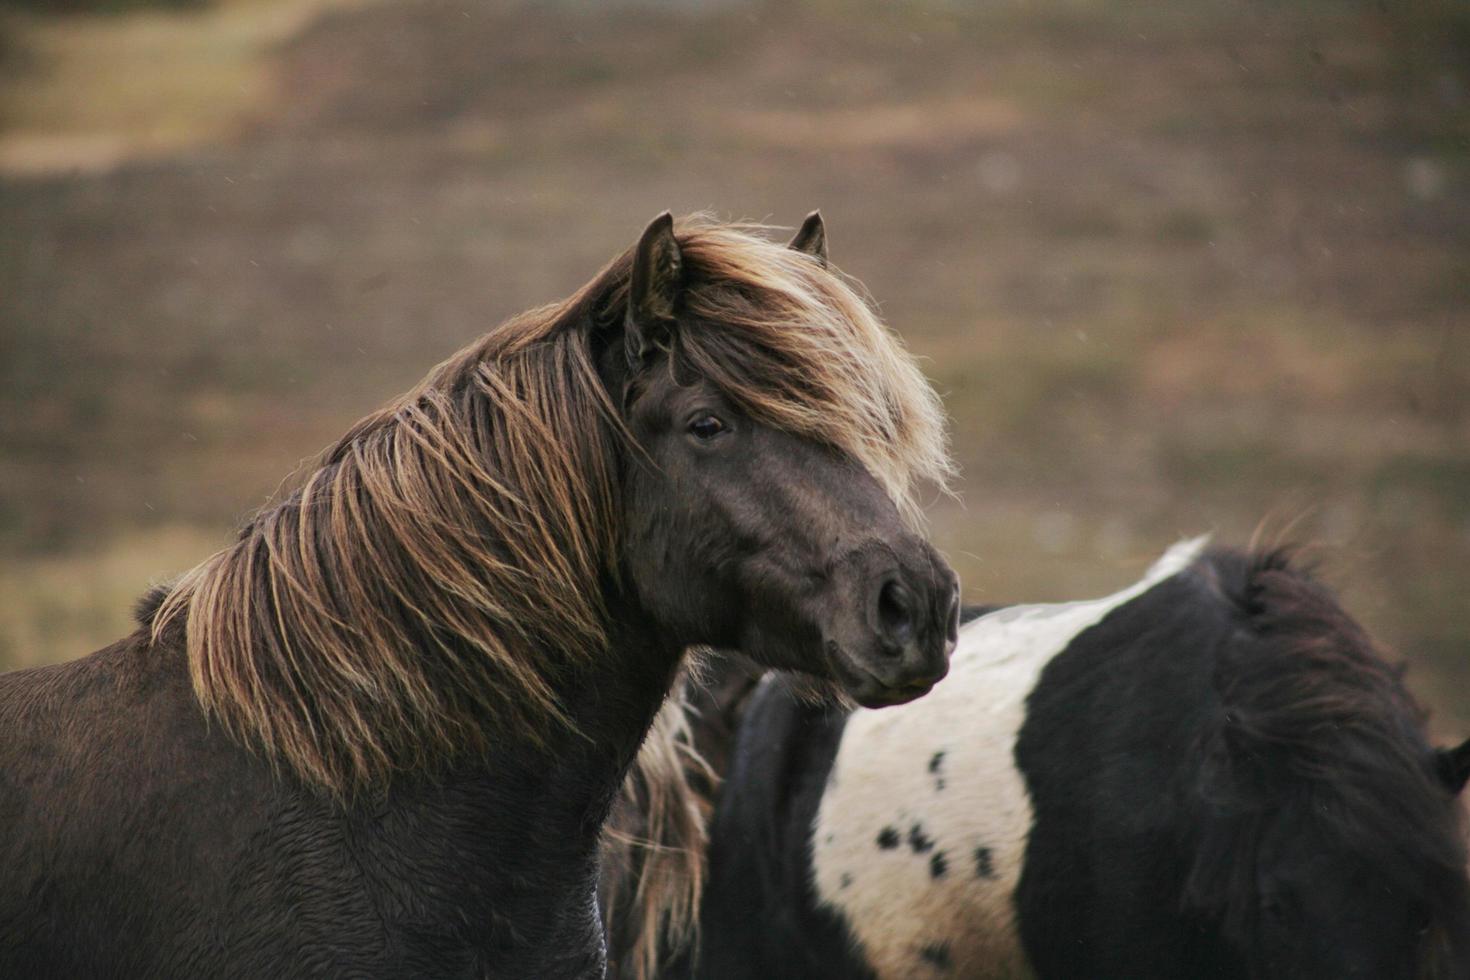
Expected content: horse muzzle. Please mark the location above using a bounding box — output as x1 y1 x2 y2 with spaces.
822 549 960 708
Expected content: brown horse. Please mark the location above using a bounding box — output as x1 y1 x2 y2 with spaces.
0 213 960 978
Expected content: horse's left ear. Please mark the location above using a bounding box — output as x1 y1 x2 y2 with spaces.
788 210 828 268
1434 738 1470 795
625 211 685 369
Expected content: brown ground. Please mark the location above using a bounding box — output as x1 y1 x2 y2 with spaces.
2 0 1467 731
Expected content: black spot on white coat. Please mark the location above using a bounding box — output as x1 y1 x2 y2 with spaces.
974 846 995 880
919 941 953 970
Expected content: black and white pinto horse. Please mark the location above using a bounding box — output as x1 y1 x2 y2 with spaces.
681 539 1470 979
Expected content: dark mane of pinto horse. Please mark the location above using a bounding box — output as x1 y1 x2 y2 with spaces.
0 214 955 979
1176 548 1470 975
606 548 1470 979
1017 547 1470 979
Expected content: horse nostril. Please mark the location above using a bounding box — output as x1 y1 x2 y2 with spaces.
877 579 915 651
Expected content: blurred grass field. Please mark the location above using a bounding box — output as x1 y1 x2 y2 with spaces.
1 0 1467 731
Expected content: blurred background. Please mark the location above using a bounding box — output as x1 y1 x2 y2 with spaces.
1 0 1466 733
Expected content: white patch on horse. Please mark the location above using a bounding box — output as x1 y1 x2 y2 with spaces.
811 537 1208 979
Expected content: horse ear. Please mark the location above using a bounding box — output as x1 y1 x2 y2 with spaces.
787 210 828 268
1434 738 1470 795
625 211 684 369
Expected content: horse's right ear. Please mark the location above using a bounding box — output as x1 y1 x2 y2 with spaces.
1434 738 1470 795
625 211 684 370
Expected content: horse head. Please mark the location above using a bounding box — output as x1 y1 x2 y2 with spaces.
599 212 959 708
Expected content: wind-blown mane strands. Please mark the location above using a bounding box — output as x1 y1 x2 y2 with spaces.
601 679 716 980
153 215 951 796
156 323 624 795
602 655 764 980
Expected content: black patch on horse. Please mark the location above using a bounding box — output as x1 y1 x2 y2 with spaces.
907 824 934 854
687 677 876 979
919 941 953 970
1014 547 1470 980
973 847 995 880
928 750 946 791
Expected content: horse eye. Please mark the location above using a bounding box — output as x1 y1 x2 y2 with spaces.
688 415 726 440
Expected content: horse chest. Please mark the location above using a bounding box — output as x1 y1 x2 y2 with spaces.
810 539 1207 980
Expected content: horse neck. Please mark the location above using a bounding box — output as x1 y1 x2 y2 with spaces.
464 592 684 821
559 599 691 797
339 598 685 963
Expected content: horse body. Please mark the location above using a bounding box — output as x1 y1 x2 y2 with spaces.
671 541 1470 979
0 213 959 977
0 607 671 978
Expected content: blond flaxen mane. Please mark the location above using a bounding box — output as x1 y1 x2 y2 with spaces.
601 676 716 980
152 215 952 798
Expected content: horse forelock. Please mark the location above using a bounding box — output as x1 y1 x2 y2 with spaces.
610 217 954 527
149 215 950 801
1186 547 1470 957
